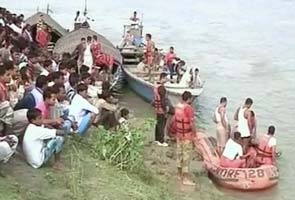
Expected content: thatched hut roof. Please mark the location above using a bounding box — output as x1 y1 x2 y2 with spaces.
25 12 67 37
53 28 122 63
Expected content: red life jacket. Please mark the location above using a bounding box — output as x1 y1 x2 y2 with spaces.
153 84 165 114
174 103 193 140
256 135 273 164
168 115 177 138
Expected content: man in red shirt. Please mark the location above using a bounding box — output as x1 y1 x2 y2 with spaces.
164 47 176 79
174 91 196 186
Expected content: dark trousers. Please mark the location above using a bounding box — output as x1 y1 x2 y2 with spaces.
155 113 167 143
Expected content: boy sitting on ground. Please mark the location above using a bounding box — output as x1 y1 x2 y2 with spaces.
118 108 130 131
23 108 65 169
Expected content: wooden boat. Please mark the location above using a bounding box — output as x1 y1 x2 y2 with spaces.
194 132 279 191
25 12 68 45
119 23 203 106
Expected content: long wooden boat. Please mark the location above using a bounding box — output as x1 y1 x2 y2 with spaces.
120 24 203 106
194 132 279 191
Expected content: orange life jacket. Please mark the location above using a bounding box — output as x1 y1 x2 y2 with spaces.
256 135 273 162
174 103 194 140
153 84 165 114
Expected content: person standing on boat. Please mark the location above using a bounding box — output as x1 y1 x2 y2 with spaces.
214 97 230 155
144 33 155 76
75 38 86 73
130 11 140 24
74 11 81 30
165 47 176 79
91 35 114 74
256 125 277 166
36 24 50 53
83 36 93 73
153 72 168 147
234 98 254 152
174 91 196 186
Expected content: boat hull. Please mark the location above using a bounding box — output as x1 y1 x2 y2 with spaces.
194 132 279 191
124 67 201 106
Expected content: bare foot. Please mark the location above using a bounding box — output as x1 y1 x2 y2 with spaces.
53 161 64 171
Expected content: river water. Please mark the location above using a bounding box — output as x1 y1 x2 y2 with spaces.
1 0 295 199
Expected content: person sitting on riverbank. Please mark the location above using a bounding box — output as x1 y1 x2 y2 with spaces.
220 132 247 168
0 62 15 135
48 71 65 86
0 135 18 164
14 75 48 110
66 72 80 103
256 125 277 166
35 87 65 130
68 83 99 136
119 108 130 130
23 108 65 169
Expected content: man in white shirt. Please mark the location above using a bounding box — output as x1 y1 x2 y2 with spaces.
220 132 246 168
23 108 65 169
68 83 99 136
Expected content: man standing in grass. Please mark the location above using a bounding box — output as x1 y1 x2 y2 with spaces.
174 91 196 186
153 73 168 147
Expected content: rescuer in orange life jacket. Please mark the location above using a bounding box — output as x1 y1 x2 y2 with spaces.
174 91 197 186
153 72 169 147
256 125 277 166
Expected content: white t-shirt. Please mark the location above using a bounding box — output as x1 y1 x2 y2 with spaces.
23 124 57 168
68 94 99 126
222 138 243 160
264 134 277 147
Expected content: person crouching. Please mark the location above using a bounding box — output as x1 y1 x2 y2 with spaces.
220 132 247 168
23 108 65 169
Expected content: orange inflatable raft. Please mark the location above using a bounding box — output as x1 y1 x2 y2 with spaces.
194 132 279 191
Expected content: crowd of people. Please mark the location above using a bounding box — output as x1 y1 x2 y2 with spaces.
0 7 129 170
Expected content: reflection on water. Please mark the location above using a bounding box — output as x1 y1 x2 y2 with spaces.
2 0 295 199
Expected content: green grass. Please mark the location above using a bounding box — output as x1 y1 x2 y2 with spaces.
0 123 233 200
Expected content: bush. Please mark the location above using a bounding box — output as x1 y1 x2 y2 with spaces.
74 118 155 172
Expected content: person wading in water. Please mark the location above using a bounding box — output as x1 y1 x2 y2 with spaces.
153 72 168 147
